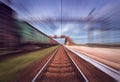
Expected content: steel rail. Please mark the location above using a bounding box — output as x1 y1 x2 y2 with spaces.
64 47 89 82
32 48 58 82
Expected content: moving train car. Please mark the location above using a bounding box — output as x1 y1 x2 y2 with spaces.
16 20 58 50
0 2 58 51
0 2 17 49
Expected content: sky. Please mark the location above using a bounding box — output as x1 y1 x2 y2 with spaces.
1 0 120 44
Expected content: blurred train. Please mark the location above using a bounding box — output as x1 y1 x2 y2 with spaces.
15 20 58 50
0 2 58 51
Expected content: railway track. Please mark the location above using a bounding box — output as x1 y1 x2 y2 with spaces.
32 46 87 82
31 45 117 82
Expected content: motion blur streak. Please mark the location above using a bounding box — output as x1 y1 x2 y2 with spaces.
0 0 120 82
